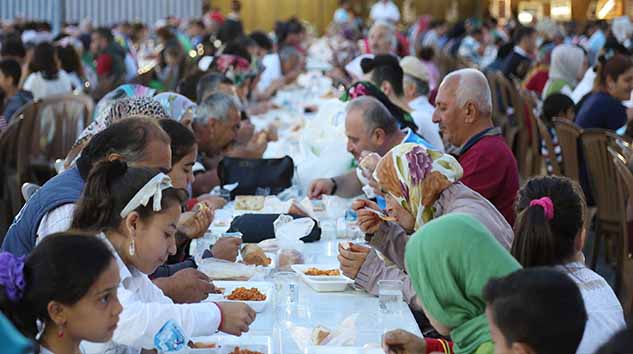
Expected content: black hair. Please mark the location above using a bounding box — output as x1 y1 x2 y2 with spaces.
512 26 536 45
56 44 84 78
495 42 515 60
594 54 633 91
249 31 273 51
177 69 206 101
72 160 187 232
541 93 575 127
366 55 404 97
196 72 234 104
76 117 171 179
28 42 59 79
483 267 587 354
417 46 434 61
595 326 633 354
218 19 244 45
275 17 304 45
223 41 252 63
0 36 26 59
0 232 114 340
512 176 586 268
0 58 22 86
158 119 196 164
94 27 114 43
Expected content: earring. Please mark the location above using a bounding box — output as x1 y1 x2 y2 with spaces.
57 325 64 338
128 239 135 256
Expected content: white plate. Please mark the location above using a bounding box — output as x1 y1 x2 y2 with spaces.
291 264 353 292
205 281 272 313
185 334 271 354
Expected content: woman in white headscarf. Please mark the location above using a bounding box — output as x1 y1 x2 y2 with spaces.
543 44 587 99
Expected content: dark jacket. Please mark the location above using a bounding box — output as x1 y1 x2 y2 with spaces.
3 90 33 122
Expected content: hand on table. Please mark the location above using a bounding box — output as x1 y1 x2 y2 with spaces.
352 199 384 234
308 178 335 199
337 243 370 279
216 302 256 336
211 237 242 262
158 268 216 304
196 195 228 210
382 329 426 354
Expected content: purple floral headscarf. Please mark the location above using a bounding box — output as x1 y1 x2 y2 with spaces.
0 252 26 302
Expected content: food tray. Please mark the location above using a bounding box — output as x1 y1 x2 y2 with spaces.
291 264 353 292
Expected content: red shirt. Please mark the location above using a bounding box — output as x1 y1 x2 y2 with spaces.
458 132 519 226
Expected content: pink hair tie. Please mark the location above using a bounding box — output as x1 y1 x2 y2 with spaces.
529 197 555 220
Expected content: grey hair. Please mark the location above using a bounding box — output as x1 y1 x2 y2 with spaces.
196 73 231 104
370 20 397 51
440 68 492 117
193 92 241 124
403 74 430 96
347 96 398 135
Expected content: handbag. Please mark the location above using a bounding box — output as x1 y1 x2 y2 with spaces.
227 213 321 243
218 156 294 199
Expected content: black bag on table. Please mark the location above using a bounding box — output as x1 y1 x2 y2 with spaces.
218 156 294 199
227 213 321 244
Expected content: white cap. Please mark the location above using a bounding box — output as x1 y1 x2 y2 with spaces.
400 56 429 83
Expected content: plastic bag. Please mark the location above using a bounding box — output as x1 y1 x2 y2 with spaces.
288 314 359 352
196 258 259 280
275 215 313 271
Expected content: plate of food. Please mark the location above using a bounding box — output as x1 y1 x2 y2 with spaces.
206 281 272 312
291 264 353 292
185 335 271 354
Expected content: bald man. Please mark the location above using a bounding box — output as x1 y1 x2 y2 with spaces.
432 68 519 226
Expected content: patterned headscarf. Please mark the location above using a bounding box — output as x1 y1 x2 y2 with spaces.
340 81 418 132
374 143 463 229
73 96 169 150
211 54 254 86
93 84 156 124
154 92 196 122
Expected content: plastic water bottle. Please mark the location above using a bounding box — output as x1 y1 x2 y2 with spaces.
154 320 187 352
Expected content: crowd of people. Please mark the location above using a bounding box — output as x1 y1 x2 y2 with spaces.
0 0 633 353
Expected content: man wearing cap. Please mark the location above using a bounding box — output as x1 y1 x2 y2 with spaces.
400 56 437 141
366 54 444 151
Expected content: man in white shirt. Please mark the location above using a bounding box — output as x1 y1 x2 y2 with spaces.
345 21 397 80
370 0 401 24
400 56 443 151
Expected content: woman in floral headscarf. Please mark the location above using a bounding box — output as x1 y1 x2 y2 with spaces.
154 92 197 127
64 96 169 168
337 143 513 315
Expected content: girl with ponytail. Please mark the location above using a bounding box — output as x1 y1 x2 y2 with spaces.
0 232 121 354
511 176 625 354
71 160 256 353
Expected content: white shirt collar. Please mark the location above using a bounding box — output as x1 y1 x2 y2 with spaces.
98 233 138 288
514 46 529 57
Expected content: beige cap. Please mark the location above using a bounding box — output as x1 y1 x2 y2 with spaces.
400 56 429 83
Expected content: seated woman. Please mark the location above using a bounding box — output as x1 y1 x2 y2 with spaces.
23 42 73 100
511 176 626 354
0 232 122 354
381 213 520 353
540 93 575 175
71 161 256 353
542 44 586 99
337 143 513 311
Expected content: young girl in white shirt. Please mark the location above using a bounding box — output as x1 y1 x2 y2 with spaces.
71 160 255 353
0 232 123 354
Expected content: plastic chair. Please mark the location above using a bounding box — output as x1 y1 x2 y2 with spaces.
582 129 626 272
534 117 562 176
553 118 583 183
608 146 633 315
14 94 93 191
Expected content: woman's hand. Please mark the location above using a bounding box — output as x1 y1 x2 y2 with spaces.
352 199 384 234
382 329 426 354
178 206 214 239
